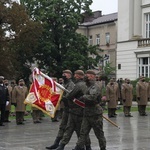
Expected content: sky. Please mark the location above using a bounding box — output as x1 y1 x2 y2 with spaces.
90 0 118 15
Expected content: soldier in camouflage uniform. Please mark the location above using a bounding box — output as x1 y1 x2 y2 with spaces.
46 70 74 150
73 70 106 150
56 70 91 150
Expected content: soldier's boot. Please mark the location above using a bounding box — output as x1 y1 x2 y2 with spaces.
55 144 65 150
85 145 92 150
45 137 61 149
72 145 85 150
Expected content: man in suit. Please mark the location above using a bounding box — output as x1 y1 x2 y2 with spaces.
0 76 9 126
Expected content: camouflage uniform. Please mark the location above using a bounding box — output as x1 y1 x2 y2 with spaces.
46 70 74 150
59 78 91 148
57 78 74 138
74 70 106 150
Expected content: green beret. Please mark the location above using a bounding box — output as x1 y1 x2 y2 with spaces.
86 70 96 75
74 70 84 76
63 70 72 75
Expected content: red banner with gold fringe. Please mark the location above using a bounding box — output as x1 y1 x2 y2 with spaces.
24 67 63 118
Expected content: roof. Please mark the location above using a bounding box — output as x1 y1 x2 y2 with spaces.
80 12 118 27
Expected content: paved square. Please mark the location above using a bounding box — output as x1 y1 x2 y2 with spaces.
0 111 150 150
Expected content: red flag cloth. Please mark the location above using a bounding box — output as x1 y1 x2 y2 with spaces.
24 67 63 118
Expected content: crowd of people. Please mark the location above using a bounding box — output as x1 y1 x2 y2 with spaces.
0 70 150 150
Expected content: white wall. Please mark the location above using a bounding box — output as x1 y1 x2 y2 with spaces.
117 41 138 80
118 0 134 42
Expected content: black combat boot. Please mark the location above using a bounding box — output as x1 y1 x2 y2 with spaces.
46 137 61 149
85 145 92 150
72 145 85 150
55 144 65 150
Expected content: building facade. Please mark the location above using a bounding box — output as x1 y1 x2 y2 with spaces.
117 0 150 80
77 11 117 77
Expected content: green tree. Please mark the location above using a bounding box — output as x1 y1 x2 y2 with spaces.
0 0 43 81
20 0 101 77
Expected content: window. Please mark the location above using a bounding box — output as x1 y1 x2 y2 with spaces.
145 13 150 38
138 57 150 77
89 35 93 45
96 34 100 45
105 32 110 45
103 54 110 66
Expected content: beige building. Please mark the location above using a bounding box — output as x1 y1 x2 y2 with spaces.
77 11 118 77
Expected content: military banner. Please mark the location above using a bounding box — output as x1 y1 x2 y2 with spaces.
25 67 63 118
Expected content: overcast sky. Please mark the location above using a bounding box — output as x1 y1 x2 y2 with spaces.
90 0 118 15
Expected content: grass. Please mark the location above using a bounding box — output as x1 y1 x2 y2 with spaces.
9 104 150 120
103 105 150 114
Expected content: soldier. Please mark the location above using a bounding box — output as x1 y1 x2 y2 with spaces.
73 70 106 150
121 78 133 117
106 79 119 118
31 107 42 123
58 78 64 119
46 70 75 149
12 79 28 125
56 70 91 150
136 76 149 116
0 76 9 126
3 79 13 122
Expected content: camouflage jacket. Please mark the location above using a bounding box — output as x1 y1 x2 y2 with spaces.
66 79 87 116
83 80 103 116
62 78 75 108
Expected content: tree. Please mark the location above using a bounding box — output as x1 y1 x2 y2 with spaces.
20 0 102 77
0 0 43 81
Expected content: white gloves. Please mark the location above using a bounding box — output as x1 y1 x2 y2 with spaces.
6 101 9 106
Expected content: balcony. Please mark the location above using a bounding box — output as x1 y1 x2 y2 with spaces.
138 38 150 47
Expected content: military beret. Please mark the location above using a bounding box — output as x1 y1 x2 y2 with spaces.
74 70 84 76
86 70 96 75
63 70 72 75
0 76 4 79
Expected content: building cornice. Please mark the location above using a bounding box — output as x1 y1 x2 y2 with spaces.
141 4 150 8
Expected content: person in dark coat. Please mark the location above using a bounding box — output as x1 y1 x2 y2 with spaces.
0 76 9 126
3 79 13 122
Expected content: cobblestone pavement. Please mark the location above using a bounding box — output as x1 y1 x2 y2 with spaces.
0 110 150 150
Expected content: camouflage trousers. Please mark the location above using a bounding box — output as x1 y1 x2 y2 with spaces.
57 109 69 138
61 113 91 146
77 115 106 150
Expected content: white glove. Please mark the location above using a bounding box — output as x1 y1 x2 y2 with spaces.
6 101 9 106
